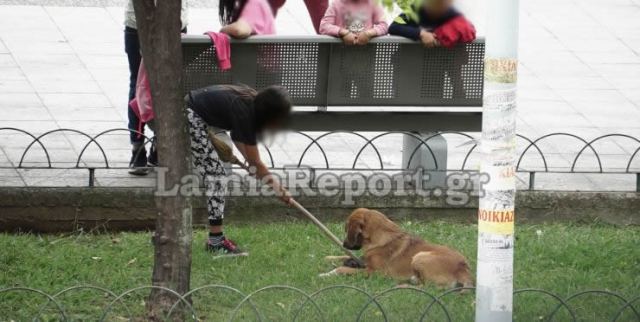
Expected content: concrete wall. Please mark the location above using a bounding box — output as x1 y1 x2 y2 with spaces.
0 187 638 232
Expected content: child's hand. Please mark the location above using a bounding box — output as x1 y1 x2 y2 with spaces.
341 32 358 45
355 30 374 46
279 188 292 206
420 30 438 48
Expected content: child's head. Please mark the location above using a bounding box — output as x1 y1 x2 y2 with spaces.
254 86 292 131
219 0 248 25
423 0 454 17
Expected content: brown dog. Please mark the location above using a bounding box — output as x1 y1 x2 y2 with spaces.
322 208 474 288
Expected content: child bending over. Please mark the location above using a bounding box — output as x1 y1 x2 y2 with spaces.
186 85 292 255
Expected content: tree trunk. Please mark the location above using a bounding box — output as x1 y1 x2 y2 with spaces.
132 1 193 320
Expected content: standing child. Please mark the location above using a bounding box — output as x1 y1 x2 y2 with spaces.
388 0 475 48
124 0 188 175
319 0 388 45
219 0 276 38
389 0 475 99
319 0 388 98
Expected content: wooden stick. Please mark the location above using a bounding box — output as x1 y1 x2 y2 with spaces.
207 130 364 266
289 199 365 267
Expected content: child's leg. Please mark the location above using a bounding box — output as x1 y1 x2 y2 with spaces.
187 109 245 254
187 108 226 228
125 27 148 174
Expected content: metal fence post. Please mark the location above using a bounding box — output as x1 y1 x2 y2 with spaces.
88 168 95 187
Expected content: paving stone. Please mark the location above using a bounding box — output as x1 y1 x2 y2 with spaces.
0 53 17 68
0 79 33 93
0 120 59 134
18 168 90 187
41 93 112 109
49 107 123 122
1 1 640 189
0 107 51 121
0 175 25 186
5 147 79 167
0 93 43 108
582 173 638 191
526 173 600 191
0 67 28 81
96 175 156 188
2 39 74 55
55 120 127 134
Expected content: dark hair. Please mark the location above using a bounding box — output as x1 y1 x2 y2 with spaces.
254 86 292 130
219 0 249 25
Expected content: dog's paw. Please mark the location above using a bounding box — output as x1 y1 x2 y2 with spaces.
343 257 366 269
318 268 338 277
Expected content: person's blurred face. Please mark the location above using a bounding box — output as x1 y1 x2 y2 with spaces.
424 0 453 17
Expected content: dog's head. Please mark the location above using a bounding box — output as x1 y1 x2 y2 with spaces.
343 209 367 250
343 208 401 250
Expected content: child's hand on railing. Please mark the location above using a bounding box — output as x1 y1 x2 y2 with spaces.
339 28 357 45
355 30 375 46
420 29 438 48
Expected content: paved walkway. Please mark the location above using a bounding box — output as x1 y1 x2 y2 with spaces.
0 0 639 190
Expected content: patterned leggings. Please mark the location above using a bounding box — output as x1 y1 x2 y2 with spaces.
187 108 227 226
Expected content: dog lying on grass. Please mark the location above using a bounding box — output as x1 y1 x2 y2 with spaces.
322 208 474 289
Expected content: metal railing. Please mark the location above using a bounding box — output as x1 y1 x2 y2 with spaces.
1 127 639 191
1 284 638 321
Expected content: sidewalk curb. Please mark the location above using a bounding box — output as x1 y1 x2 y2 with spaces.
0 187 638 232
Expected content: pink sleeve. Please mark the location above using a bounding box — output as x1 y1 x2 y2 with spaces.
318 3 341 37
371 4 388 36
238 0 275 35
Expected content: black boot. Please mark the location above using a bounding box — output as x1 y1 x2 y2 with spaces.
128 144 149 176
147 140 158 167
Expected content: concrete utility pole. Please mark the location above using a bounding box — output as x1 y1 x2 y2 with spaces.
475 0 520 321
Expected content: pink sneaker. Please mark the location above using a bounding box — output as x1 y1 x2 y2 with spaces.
206 238 248 257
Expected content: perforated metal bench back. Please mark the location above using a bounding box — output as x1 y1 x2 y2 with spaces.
182 36 484 107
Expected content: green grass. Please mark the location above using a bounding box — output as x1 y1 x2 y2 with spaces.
1 221 639 321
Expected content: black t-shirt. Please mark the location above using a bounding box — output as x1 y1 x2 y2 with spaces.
188 85 258 145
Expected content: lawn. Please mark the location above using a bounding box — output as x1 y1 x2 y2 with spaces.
1 221 639 321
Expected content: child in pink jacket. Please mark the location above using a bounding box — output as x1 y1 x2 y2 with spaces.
319 0 388 45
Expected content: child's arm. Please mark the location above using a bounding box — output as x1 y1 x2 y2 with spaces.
388 13 421 40
318 3 342 37
236 142 291 204
434 16 476 48
370 4 389 37
220 20 252 39
356 4 389 45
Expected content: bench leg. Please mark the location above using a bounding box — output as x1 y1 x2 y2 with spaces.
402 133 447 189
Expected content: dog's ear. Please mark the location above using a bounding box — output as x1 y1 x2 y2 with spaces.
346 217 364 244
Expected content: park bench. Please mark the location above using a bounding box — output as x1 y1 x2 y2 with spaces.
181 35 485 183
